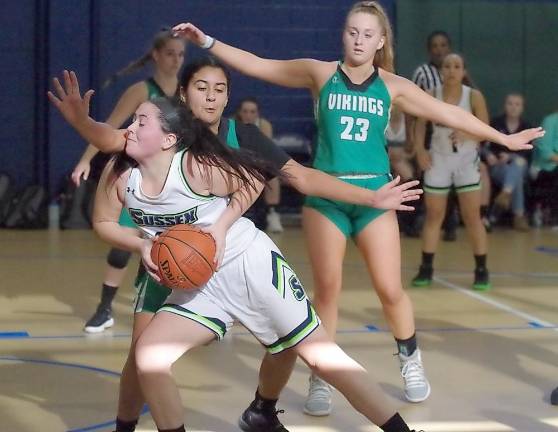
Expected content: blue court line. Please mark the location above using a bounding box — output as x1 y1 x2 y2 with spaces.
0 331 29 338
535 246 558 256
0 356 149 432
528 321 547 328
1 333 133 340
4 324 558 341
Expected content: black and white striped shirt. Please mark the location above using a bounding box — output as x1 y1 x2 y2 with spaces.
411 62 442 91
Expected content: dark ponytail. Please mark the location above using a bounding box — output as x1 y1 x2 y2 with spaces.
111 98 280 193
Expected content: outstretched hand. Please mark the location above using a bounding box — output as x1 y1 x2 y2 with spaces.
172 23 207 46
47 70 94 127
372 176 423 211
502 127 545 151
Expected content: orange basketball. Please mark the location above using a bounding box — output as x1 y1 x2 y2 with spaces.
151 224 216 290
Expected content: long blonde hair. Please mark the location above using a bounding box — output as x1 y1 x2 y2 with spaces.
347 1 395 73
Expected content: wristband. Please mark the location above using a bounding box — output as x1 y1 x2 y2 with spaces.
201 35 215 49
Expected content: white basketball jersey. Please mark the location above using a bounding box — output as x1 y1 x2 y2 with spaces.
125 150 258 265
430 85 478 155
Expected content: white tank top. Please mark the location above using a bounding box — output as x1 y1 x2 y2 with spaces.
125 150 258 265
430 85 478 155
385 112 406 144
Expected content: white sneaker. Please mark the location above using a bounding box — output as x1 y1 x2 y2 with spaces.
266 209 284 233
399 349 431 403
303 374 332 416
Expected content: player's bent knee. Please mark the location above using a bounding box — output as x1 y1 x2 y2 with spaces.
107 248 132 269
134 344 172 375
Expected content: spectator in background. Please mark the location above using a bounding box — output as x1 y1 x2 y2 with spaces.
532 110 558 224
478 156 492 231
410 30 459 241
236 97 284 233
486 93 531 231
386 106 417 235
387 106 414 181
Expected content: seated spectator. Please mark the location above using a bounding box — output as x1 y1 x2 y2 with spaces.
386 106 419 237
386 106 414 181
532 111 558 224
486 93 531 231
236 97 283 232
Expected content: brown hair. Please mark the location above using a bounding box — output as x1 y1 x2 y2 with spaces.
103 28 185 89
347 1 395 73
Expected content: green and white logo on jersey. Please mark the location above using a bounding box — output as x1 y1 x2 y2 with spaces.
129 207 199 227
271 251 305 301
313 66 391 175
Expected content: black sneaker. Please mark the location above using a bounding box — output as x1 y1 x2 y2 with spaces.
473 267 491 291
84 306 114 333
238 403 289 432
551 387 558 405
411 265 433 287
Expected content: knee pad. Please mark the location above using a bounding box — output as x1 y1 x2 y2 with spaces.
107 248 131 269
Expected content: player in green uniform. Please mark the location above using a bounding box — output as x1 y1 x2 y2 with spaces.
70 29 185 333
174 0 542 426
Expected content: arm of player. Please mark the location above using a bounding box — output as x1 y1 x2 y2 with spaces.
282 159 421 211
71 83 147 185
48 70 126 154
185 156 265 268
92 163 159 280
414 117 432 172
92 164 143 252
390 73 545 151
173 22 322 90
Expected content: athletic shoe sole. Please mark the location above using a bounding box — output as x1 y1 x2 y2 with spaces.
405 383 432 403
84 317 114 334
412 279 432 287
473 282 491 291
302 406 332 416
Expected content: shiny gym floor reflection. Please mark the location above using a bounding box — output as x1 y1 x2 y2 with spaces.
2 227 558 431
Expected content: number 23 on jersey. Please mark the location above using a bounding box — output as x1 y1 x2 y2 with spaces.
340 116 370 142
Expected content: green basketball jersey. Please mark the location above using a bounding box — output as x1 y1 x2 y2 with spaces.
313 64 391 174
145 77 177 100
226 119 240 149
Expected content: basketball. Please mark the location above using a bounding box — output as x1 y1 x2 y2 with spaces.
151 224 216 290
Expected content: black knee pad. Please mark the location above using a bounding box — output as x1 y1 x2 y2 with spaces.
106 248 131 269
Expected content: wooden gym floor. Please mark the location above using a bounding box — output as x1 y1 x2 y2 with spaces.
1 227 558 431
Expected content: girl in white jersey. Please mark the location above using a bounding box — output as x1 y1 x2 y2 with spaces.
71 29 186 334
173 0 542 416
413 53 492 290
49 71 423 432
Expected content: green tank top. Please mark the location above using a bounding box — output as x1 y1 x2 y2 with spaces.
314 63 391 174
226 119 239 149
145 77 176 100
